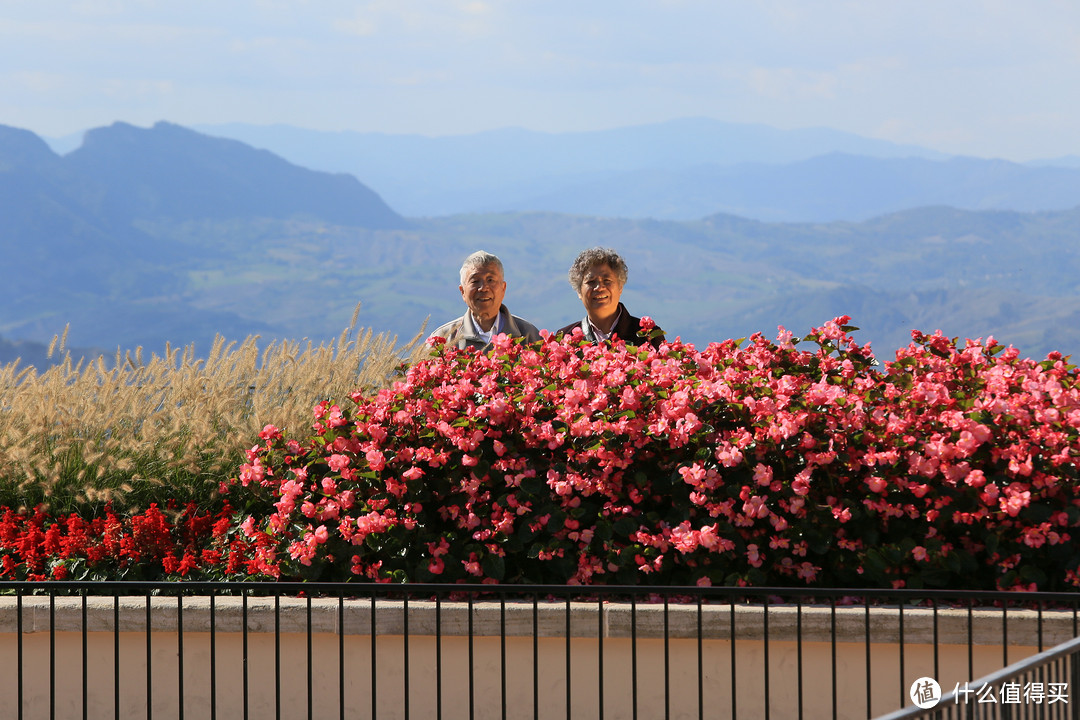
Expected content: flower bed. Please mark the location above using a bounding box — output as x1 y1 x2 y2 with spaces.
233 318 1080 590
4 317 1080 589
0 502 245 581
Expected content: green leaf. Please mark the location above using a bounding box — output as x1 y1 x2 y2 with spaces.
481 553 506 581
613 517 639 537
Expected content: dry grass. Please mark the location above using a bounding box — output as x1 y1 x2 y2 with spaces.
0 311 427 514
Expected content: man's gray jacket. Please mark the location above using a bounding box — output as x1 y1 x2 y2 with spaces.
428 305 541 350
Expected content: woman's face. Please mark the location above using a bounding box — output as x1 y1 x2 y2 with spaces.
578 263 623 320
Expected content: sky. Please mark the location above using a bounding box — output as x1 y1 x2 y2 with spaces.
2 0 1079 161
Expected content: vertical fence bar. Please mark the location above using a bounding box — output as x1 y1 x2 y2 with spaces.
631 596 638 720
972 595 980 686
242 592 249 720
210 592 217 720
730 596 737 720
1067 647 1075 720
275 594 281 720
831 597 838 720
17 588 23 720
50 592 56 720
763 599 770 720
1003 600 1009 668
664 596 671 720
864 596 871 720
898 600 905 712
697 595 703 720
403 594 410 720
338 592 345 720
82 590 88 720
436 594 443 720
146 591 153 720
532 594 539 720
470 594 476 720
334 595 343 720
502 595 508 720
307 595 314 720
597 596 603 720
177 594 184 720
797 597 804 720
114 593 120 720
932 599 940 682
1039 601 1045 652
565 597 571 720
370 594 377 720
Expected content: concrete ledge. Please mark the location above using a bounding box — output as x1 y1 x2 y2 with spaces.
1 596 1072 646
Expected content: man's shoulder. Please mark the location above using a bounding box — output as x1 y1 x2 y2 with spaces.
429 316 466 341
510 314 540 331
502 308 542 342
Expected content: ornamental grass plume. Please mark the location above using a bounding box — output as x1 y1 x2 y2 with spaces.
0 312 426 517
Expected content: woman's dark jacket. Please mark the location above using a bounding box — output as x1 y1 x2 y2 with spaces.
556 303 665 347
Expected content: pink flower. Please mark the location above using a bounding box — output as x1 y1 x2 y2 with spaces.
327 454 350 472
742 496 770 519
1000 484 1031 517
753 464 773 487
463 556 483 577
259 424 282 441
365 449 386 472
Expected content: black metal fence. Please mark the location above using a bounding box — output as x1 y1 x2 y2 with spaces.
1 581 1078 720
877 634 1080 720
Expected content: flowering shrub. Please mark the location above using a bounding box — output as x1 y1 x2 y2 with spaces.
230 318 1080 591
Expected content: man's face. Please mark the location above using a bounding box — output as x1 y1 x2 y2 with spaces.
460 263 507 326
578 263 623 320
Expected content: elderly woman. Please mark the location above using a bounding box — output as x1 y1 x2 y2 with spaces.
557 247 664 347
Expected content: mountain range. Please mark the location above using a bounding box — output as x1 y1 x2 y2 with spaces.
4 119 1080 366
188 118 1080 222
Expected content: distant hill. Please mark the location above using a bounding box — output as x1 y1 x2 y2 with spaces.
1 121 407 351
65 122 406 228
497 154 1080 222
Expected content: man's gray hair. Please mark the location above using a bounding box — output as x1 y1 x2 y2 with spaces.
568 247 628 289
459 250 504 285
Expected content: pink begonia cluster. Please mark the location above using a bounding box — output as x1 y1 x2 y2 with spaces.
232 318 1080 590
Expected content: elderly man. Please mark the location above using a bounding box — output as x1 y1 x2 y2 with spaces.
429 250 541 350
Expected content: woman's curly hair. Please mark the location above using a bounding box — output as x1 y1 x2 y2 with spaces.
567 247 628 289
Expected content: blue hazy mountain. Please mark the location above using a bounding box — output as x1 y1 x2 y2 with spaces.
185 118 1077 221
65 121 407 228
1 121 406 352
494 153 1080 222
190 118 949 218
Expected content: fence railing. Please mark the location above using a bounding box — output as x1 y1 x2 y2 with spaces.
2 581 1078 720
876 634 1080 720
